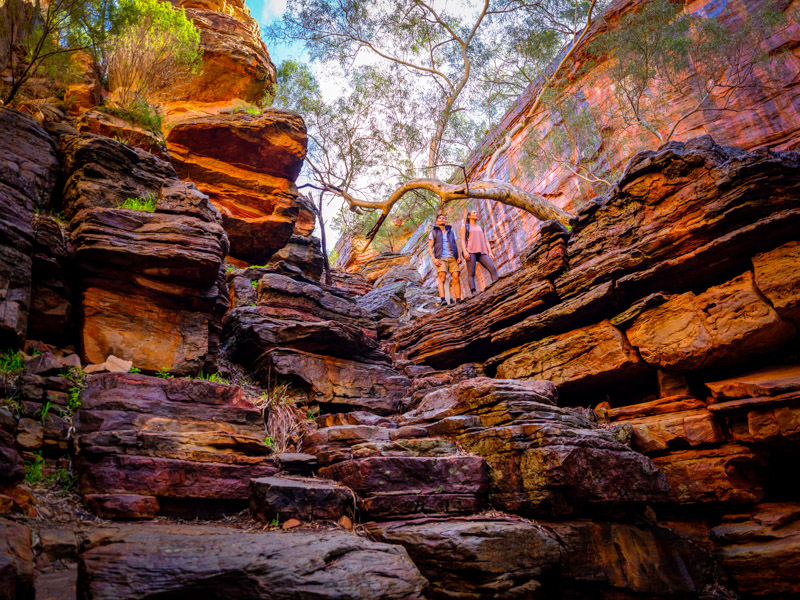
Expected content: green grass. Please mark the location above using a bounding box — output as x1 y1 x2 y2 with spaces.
117 194 157 212
129 366 142 374
156 368 173 379
0 349 24 376
24 452 77 494
190 371 230 385
25 452 45 484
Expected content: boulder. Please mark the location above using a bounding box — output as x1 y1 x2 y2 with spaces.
166 110 307 264
368 517 561 599
267 234 324 280
360 252 413 285
78 526 427 600
319 456 489 518
249 476 355 522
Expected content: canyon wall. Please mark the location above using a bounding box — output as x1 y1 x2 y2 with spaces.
334 0 800 295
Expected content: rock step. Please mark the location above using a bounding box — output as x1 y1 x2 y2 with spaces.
249 476 355 523
319 455 489 519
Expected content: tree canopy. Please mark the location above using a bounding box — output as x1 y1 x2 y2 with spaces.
268 0 603 247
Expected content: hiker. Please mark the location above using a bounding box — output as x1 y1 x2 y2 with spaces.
427 212 463 306
461 209 499 294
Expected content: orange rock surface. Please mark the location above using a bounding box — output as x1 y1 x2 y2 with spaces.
168 0 275 106
166 109 307 264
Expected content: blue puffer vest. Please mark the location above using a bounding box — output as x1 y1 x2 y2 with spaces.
431 225 459 259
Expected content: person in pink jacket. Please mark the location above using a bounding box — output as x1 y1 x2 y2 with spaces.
460 209 499 294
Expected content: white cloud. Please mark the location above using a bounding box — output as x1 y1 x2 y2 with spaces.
261 0 287 21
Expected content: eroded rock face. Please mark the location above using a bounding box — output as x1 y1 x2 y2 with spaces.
74 374 276 516
224 267 410 414
0 519 34 599
78 525 427 600
167 109 307 264
169 0 276 106
0 108 59 346
59 133 228 374
368 518 561 599
710 503 800 597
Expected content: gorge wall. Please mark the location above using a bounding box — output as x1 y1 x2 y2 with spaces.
1 0 799 599
334 0 800 294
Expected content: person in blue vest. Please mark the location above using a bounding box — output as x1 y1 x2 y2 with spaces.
427 212 463 306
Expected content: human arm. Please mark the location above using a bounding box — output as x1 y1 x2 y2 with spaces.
428 236 440 267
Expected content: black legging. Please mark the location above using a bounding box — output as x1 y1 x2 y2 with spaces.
468 252 498 292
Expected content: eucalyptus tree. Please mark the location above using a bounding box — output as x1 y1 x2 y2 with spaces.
268 0 607 242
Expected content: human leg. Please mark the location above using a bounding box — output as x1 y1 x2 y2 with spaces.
446 257 461 301
477 253 499 282
468 253 478 292
437 271 446 301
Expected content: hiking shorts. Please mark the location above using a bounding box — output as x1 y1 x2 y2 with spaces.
437 256 459 275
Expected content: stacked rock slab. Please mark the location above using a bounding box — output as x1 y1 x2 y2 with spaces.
58 131 229 374
386 137 800 597
223 265 411 415
169 0 276 106
166 109 308 265
394 137 800 392
0 108 59 347
74 373 276 518
300 376 712 598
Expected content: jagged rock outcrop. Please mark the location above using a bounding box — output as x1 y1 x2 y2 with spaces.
267 234 324 281
395 138 800 382
0 108 59 347
166 109 308 264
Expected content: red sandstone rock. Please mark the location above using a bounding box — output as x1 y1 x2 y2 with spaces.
85 494 160 519
706 365 800 400
169 0 276 106
393 267 555 369
651 444 766 504
0 108 59 347
77 109 168 159
27 215 72 344
75 374 276 514
328 270 373 296
398 377 557 426
166 110 307 264
617 408 724 454
368 517 561 599
494 321 646 392
319 456 489 518
753 241 800 325
710 503 800 597
626 271 795 371
545 519 714 596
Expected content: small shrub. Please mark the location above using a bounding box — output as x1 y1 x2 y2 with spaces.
117 194 157 212
263 435 276 450
49 466 78 494
128 366 142 374
155 368 172 379
104 98 164 133
0 349 24 403
250 280 259 289
25 452 45 484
